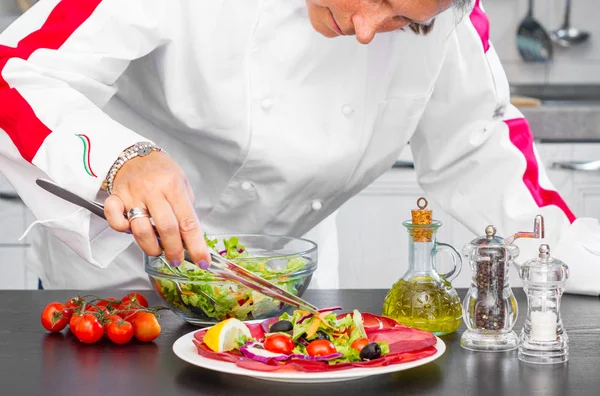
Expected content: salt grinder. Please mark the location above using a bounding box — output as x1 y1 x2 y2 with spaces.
517 244 569 364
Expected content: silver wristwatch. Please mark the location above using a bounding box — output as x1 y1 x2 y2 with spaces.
102 141 165 194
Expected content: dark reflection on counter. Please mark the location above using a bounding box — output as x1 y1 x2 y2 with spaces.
388 361 443 390
464 349 517 395
518 360 569 396
175 361 442 396
42 331 161 395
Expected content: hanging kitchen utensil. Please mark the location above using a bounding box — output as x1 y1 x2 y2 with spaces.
551 0 590 47
516 0 553 62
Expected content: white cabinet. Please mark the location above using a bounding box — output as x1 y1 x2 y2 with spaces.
537 143 600 221
336 143 600 289
0 173 37 289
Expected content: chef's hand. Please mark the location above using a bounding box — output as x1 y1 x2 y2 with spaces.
103 151 210 268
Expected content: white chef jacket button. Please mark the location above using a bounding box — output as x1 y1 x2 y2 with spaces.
240 181 254 190
311 200 323 211
261 98 273 110
341 104 353 116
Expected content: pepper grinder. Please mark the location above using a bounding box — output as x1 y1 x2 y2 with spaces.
517 244 569 364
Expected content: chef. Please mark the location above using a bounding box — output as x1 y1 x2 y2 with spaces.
1 0 599 294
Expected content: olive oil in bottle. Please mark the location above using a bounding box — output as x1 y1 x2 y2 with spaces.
381 198 463 336
382 277 462 335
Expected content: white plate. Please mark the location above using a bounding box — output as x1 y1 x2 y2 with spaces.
172 329 446 383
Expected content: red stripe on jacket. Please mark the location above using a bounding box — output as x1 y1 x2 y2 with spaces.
0 0 103 162
470 0 490 53
467 2 575 222
505 118 576 223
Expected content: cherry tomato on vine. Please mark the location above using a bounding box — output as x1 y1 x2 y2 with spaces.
85 304 99 313
102 314 124 337
121 292 148 308
64 297 85 318
264 333 295 355
117 303 142 322
105 314 122 323
41 302 69 332
73 314 104 344
96 297 117 311
132 312 161 342
106 320 134 345
69 314 83 331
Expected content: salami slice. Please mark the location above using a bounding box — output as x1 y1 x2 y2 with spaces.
366 327 437 355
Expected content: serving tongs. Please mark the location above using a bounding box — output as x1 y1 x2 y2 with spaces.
35 178 319 315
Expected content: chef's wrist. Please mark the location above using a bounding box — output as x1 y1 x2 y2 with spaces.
101 141 166 194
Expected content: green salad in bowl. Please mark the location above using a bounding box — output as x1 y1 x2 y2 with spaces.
144 234 318 326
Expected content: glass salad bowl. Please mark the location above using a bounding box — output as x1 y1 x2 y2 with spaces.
144 234 318 326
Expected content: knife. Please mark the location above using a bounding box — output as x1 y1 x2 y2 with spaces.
35 178 319 314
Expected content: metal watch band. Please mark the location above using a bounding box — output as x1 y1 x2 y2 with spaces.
101 142 165 194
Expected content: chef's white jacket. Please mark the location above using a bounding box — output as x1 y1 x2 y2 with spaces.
1 0 599 294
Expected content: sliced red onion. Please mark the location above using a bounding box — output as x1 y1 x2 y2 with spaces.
317 306 342 313
217 248 245 256
240 342 342 363
297 337 309 346
297 313 313 324
240 344 292 363
305 352 343 361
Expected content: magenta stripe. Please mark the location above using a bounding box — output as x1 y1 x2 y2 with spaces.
469 0 490 53
505 118 576 223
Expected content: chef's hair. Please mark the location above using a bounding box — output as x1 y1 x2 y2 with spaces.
409 0 473 35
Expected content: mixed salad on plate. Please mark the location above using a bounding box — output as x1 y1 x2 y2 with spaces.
153 235 311 322
192 307 439 372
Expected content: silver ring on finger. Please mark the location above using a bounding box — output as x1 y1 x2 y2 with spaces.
127 207 149 223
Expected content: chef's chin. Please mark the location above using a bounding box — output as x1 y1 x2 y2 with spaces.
312 22 339 38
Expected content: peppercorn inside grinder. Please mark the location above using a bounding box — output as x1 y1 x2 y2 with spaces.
517 244 569 364
382 197 463 336
461 216 544 352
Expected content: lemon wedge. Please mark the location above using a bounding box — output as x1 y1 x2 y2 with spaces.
203 318 251 352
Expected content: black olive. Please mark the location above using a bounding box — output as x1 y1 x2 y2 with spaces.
315 330 331 341
359 343 382 360
269 320 293 333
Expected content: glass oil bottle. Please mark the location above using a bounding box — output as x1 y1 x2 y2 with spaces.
382 197 463 336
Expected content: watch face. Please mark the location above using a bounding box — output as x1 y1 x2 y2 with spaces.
138 146 152 156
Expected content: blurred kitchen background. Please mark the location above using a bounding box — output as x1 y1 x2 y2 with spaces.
1 0 599 290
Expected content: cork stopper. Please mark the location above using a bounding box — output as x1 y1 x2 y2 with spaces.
411 197 432 225
411 197 433 242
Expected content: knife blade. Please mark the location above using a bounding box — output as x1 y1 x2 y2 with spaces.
36 178 107 219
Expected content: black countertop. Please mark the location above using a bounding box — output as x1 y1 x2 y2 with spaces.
1 288 598 396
